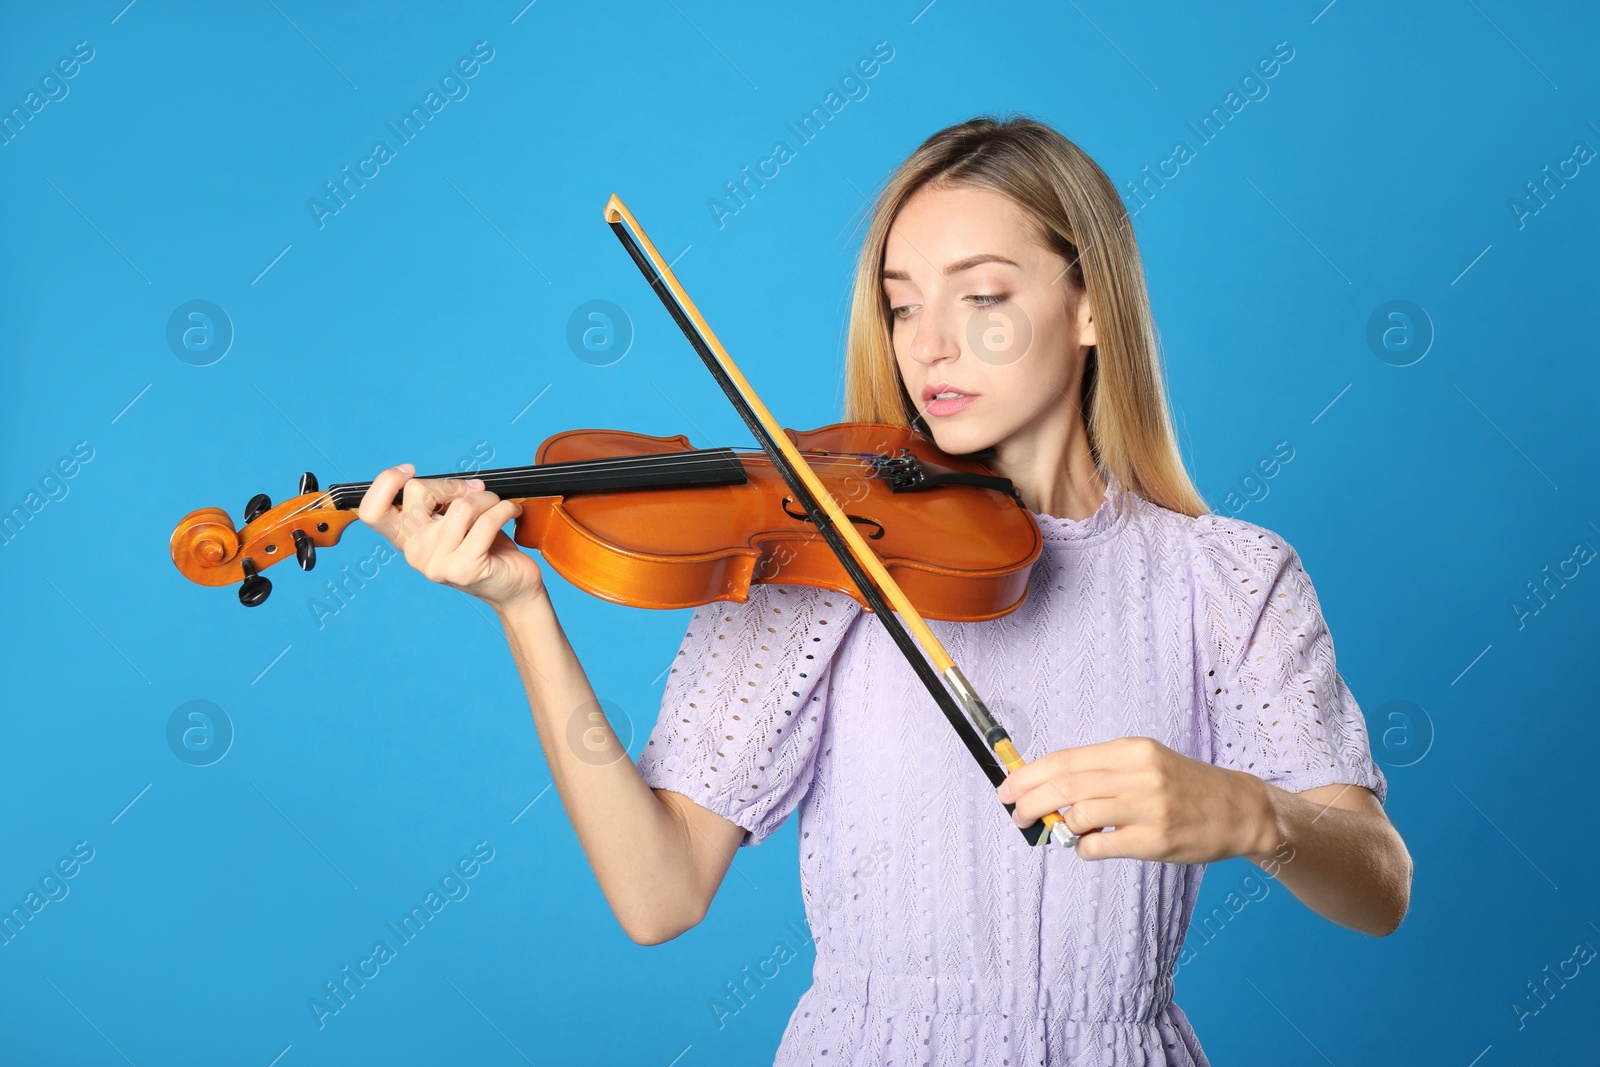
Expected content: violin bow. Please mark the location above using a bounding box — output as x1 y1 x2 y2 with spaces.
604 195 1076 849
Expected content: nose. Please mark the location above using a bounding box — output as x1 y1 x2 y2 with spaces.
905 301 962 369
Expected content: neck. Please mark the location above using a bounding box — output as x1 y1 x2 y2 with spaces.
324 448 751 509
985 399 1106 520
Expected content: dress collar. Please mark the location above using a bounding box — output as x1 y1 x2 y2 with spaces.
1027 468 1132 545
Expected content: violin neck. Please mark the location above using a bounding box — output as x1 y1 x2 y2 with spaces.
325 448 749 509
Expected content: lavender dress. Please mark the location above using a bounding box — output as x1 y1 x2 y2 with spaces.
636 471 1388 1066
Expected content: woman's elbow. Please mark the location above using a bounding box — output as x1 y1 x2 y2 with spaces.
621 899 709 946
625 919 687 946
1370 836 1414 937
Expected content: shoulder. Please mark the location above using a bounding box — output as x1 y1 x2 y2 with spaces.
750 582 865 626
1189 510 1300 588
693 580 863 622
1122 492 1302 595
678 582 864 660
1113 489 1324 630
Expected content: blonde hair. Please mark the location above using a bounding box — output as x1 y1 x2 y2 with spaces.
842 114 1209 518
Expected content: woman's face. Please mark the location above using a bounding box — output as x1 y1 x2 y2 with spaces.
881 183 1095 458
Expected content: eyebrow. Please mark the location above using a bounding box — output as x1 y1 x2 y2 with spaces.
881 253 1020 281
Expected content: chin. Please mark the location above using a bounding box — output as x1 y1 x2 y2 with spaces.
923 419 1001 457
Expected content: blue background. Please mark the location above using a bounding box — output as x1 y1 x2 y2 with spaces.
2 1 1597 1064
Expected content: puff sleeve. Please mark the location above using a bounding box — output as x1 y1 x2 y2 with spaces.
1192 515 1388 806
635 583 863 847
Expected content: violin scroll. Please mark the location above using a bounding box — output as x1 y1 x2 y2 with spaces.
169 471 359 605
170 507 242 574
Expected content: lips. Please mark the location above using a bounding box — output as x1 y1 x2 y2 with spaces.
921 381 978 417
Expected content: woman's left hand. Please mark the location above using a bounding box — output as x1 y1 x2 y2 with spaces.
994 736 1276 864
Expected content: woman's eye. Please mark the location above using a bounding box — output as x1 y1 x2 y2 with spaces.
890 304 916 320
969 294 1008 307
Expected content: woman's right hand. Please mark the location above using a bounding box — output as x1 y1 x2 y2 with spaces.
357 463 545 611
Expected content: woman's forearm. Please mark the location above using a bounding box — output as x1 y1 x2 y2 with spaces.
1243 780 1412 936
494 590 711 944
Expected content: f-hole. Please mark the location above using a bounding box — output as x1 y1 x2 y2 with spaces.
781 496 885 539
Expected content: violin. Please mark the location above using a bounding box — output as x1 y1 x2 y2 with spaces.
167 193 1079 850
169 422 1042 618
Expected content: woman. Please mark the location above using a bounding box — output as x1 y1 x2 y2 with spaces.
357 115 1412 1065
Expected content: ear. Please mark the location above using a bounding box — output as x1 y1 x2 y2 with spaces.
1074 289 1097 348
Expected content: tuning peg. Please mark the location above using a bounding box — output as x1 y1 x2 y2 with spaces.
299 471 319 494
238 557 272 607
244 493 272 524
293 529 316 571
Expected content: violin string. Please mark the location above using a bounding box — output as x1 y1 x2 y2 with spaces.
394 445 884 485
266 449 885 530
260 451 869 529
371 446 886 490
251 447 899 532
391 447 888 498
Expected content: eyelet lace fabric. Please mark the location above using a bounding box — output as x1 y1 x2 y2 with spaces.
636 472 1386 1065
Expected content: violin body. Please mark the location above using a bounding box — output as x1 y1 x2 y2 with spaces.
523 423 1041 621
170 422 1043 622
